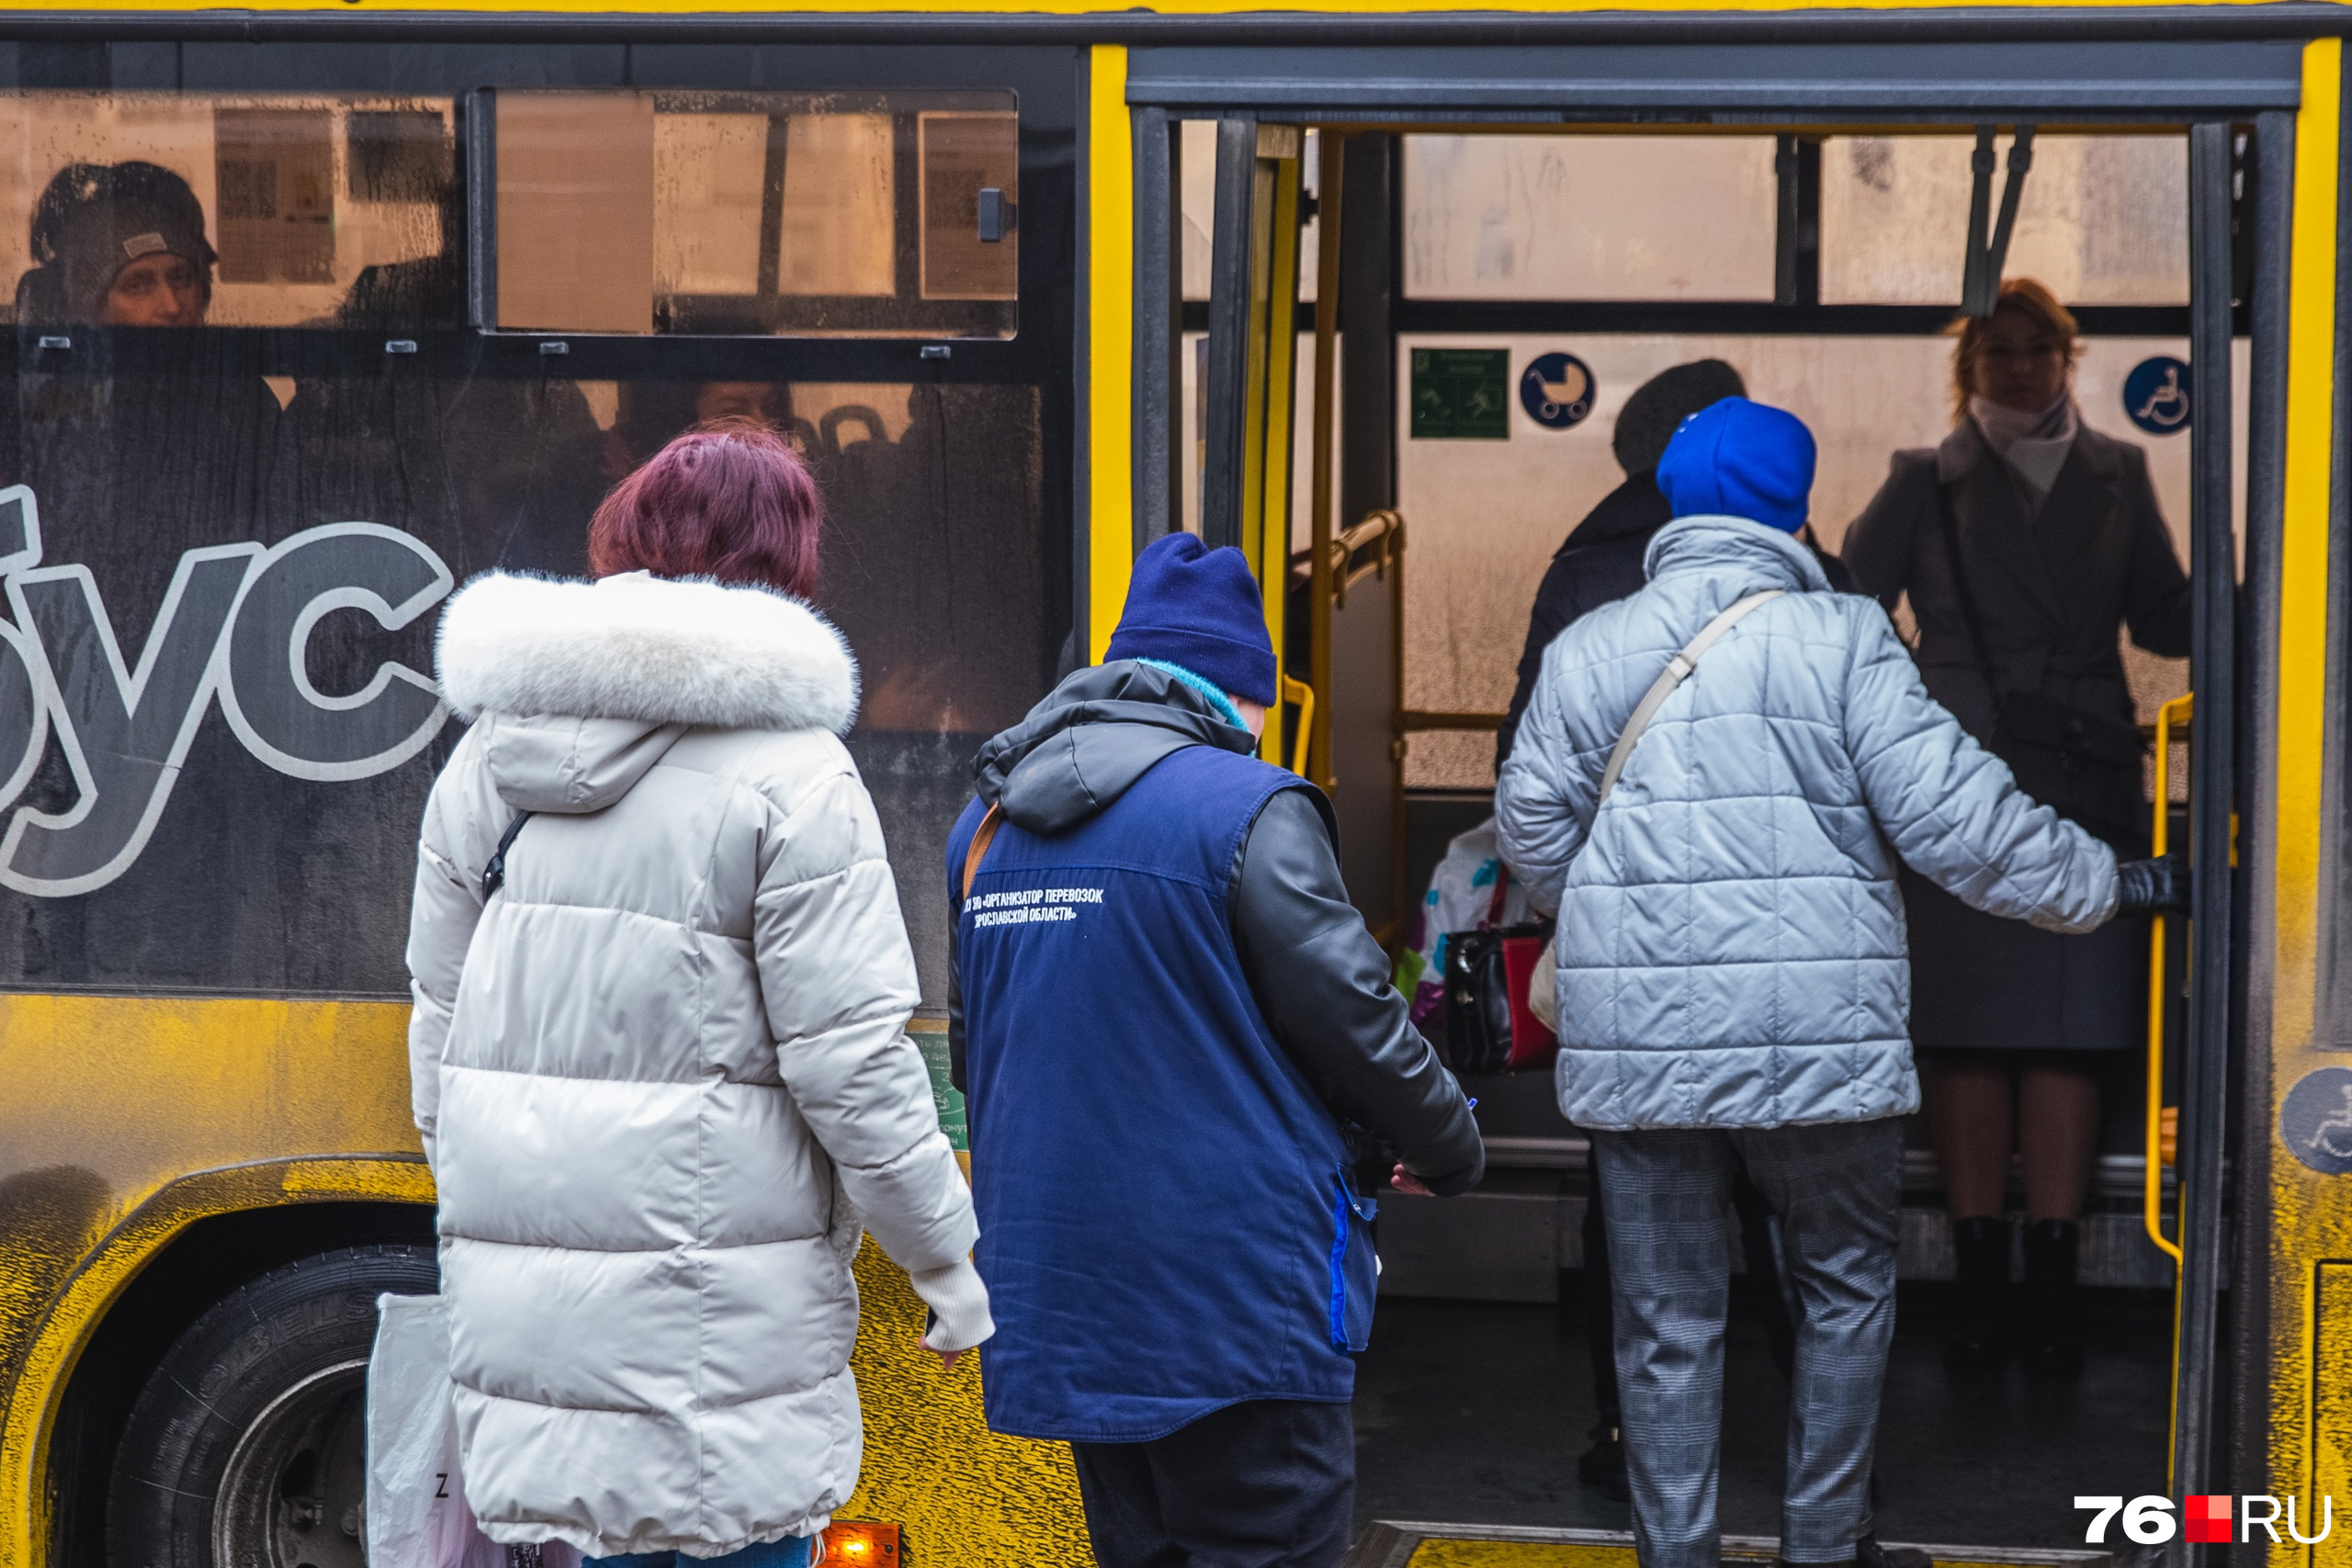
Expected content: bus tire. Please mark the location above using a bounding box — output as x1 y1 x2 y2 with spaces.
105 1243 438 1568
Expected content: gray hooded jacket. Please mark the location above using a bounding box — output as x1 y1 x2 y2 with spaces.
1495 515 2120 1132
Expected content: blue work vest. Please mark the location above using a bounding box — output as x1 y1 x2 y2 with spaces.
946 742 1377 1443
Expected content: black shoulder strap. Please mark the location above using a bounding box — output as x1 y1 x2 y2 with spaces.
1933 479 2006 698
481 811 535 900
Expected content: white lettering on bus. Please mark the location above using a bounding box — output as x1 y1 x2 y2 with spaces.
0 486 456 897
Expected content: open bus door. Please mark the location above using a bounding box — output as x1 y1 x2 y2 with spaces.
1187 118 1408 932
1148 41 2295 1559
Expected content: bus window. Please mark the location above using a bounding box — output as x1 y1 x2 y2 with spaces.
492 88 1021 338
1394 330 2236 791
1402 134 1778 301
1821 133 2189 304
0 91 458 326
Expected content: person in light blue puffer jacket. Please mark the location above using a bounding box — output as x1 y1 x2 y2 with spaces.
1495 397 2182 1568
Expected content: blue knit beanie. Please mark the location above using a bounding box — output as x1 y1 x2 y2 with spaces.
1104 533 1278 706
1656 396 1816 535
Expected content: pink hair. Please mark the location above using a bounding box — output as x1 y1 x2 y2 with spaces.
587 419 822 596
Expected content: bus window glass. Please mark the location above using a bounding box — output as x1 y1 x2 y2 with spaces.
0 361 1048 998
781 113 895 298
1820 133 2189 304
1395 332 2238 789
1178 119 1321 304
0 92 458 326
494 89 1018 337
1401 135 1777 301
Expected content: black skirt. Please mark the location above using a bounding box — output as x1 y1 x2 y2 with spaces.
1901 864 2149 1053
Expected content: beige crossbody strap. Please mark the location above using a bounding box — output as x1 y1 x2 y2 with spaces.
960 803 1005 900
1595 590 1784 811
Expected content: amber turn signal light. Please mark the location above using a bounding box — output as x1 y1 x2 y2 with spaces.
820 1520 902 1565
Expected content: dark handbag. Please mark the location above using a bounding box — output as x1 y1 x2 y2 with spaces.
1934 482 2145 840
1439 589 1783 1076
1442 863 1557 1076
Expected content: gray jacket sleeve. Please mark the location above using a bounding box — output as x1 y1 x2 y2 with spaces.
1231 789 1486 1196
1842 604 2119 932
1493 647 1591 916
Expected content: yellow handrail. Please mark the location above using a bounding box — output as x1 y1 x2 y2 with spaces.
1282 674 1315 777
2144 693 2192 1267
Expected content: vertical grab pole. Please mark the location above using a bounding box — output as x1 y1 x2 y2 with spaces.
1131 105 1179 554
1256 140 1302 765
1307 132 1344 790
2146 693 2190 1275
1201 118 1258 552
2170 121 2238 1561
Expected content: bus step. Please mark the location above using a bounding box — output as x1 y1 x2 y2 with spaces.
1342 1524 2112 1568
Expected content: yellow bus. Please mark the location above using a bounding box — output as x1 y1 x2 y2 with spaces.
0 7 2341 1566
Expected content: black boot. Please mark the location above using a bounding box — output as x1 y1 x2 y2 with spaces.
1775 1538 1932 1568
1946 1215 2010 1371
2021 1218 2086 1374
1577 1421 1631 1502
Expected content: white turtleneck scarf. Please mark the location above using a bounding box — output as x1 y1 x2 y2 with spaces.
1969 390 2078 512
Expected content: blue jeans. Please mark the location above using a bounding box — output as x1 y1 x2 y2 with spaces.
586 1537 814 1568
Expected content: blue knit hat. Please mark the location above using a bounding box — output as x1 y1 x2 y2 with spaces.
1656 397 1816 535
1105 533 1278 706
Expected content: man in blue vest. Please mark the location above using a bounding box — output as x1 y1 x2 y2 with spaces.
947 532 1485 1568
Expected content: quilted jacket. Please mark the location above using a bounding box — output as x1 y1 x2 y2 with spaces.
405 570 976 1556
1495 515 2120 1132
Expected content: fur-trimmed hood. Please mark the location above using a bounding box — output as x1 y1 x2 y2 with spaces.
436 570 860 734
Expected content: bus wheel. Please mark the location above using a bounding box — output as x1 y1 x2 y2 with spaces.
106 1244 437 1568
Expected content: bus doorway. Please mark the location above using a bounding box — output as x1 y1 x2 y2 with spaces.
1147 41 2288 1561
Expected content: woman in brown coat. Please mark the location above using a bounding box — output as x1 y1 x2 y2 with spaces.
1842 278 2190 1373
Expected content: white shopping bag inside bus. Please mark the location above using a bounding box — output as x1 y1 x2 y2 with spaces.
367 1292 582 1568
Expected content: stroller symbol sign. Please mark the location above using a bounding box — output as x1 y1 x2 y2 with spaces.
2123 355 2192 435
2281 1067 2352 1175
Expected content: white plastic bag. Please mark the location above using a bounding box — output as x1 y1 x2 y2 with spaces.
366 1292 582 1568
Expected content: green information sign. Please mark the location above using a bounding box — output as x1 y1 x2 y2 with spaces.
911 1022 967 1152
1411 347 1511 440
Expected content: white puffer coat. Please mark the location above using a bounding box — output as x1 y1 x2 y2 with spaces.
405 570 978 1557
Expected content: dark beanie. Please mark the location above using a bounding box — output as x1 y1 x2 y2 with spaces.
1612 359 1747 477
1104 533 1278 706
1656 396 1816 535
20 161 216 324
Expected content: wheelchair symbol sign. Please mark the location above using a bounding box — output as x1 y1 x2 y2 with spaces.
2281 1066 2352 1175
2123 355 2192 435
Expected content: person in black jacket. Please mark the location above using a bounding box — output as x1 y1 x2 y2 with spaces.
1498 360 1855 772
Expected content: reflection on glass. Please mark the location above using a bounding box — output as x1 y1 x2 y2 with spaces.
1820 134 2189 305
0 92 457 327
0 364 1046 1005
1402 135 1777 301
495 89 1017 337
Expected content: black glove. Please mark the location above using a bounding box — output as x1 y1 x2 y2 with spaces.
2114 852 2189 915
